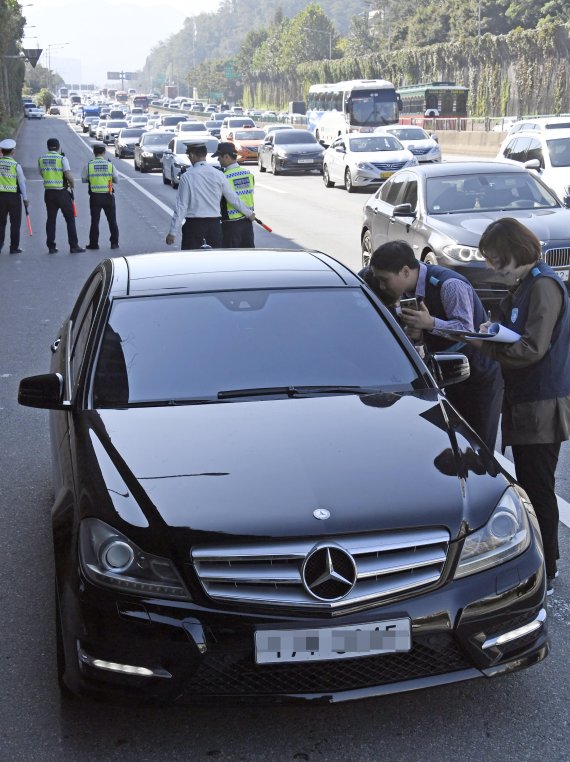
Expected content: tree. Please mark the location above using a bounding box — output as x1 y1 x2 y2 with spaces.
278 4 339 67
0 0 26 124
35 87 54 109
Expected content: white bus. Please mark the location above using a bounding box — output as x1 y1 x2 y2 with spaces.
307 79 399 146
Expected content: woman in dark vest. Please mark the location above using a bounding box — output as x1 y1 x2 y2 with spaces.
477 218 570 595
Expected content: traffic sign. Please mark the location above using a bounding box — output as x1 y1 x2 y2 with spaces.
107 71 121 80
22 48 42 68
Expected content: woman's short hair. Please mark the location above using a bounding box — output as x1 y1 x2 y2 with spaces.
479 218 541 268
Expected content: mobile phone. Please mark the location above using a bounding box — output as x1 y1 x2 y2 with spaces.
400 297 419 311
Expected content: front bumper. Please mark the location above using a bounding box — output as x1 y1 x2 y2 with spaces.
59 537 548 703
274 156 323 173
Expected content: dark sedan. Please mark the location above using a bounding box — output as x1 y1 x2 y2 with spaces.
133 131 172 172
18 249 548 703
258 128 325 174
361 161 570 306
114 127 145 159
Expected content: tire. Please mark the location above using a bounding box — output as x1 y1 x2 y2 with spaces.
258 156 266 173
323 164 334 188
271 156 280 175
345 168 355 193
140 163 148 173
163 170 170 185
361 230 372 268
423 251 438 265
55 584 73 698
172 171 179 189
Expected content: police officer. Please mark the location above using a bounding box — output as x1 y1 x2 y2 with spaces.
81 144 119 250
213 141 255 248
0 138 28 254
165 142 255 250
38 137 84 254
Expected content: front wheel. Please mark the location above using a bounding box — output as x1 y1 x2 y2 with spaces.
163 171 170 185
361 230 372 268
323 165 333 188
258 155 266 173
423 251 438 265
345 168 355 193
271 156 280 175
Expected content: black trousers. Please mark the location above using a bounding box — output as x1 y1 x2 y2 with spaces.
222 218 255 248
181 217 223 250
44 188 78 249
0 192 22 250
89 193 119 246
511 442 561 578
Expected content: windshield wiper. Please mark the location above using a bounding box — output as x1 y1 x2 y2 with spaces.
122 398 217 407
217 385 381 399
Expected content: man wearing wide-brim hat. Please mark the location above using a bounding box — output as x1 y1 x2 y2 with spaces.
0 138 29 254
165 140 256 250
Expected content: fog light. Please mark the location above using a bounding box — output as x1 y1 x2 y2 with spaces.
78 647 171 678
482 608 546 650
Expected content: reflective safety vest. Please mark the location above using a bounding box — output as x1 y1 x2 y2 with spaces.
0 157 18 193
38 151 65 189
87 158 113 193
223 165 254 220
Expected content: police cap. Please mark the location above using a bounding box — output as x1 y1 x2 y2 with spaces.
0 138 16 150
47 137 60 150
184 142 208 155
211 141 237 158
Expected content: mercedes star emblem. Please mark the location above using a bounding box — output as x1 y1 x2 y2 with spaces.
302 545 357 601
313 508 330 520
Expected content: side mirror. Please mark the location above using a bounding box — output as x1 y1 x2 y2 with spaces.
524 159 541 170
336 146 345 153
432 353 470 388
392 203 416 218
430 133 438 143
563 195 570 209
18 373 69 410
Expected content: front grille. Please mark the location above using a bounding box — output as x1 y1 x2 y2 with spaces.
285 152 323 161
243 145 258 153
192 529 449 611
180 632 470 696
543 246 570 268
410 147 431 155
369 160 408 171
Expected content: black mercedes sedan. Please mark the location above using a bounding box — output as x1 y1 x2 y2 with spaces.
258 129 325 174
18 249 548 703
133 131 172 172
361 161 570 307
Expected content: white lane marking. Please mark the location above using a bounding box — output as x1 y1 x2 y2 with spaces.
66 120 174 217
495 451 570 528
256 182 287 194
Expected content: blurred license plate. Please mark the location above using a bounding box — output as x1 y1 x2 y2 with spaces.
557 269 569 282
380 171 394 179
255 618 411 664
298 158 314 164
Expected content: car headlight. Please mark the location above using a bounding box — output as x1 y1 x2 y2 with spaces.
455 487 531 578
407 157 419 166
441 244 484 262
79 518 191 600
141 151 154 158
275 150 288 158
356 162 377 171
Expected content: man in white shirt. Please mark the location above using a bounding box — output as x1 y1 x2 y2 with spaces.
165 142 255 250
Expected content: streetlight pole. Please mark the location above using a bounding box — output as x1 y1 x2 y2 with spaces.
44 43 69 92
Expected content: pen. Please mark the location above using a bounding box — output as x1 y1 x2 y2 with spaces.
487 310 492 322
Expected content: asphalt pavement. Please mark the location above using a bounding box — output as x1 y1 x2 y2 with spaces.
0 114 569 761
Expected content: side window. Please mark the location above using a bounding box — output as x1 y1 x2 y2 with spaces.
69 274 104 385
379 177 396 203
168 139 174 151
401 179 418 211
508 137 531 163
381 172 408 206
525 138 544 166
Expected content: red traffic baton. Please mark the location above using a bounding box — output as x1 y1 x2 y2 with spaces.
69 188 77 217
26 211 33 236
255 217 272 233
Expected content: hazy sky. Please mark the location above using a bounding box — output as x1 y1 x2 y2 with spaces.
23 0 222 86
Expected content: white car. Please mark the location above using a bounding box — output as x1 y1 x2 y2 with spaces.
162 136 220 188
27 107 45 119
101 120 129 144
496 128 570 201
322 133 417 192
128 115 148 128
176 121 210 137
498 115 570 140
376 126 441 163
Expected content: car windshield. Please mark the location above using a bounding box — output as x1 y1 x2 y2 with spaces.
162 116 185 126
174 138 218 154
235 130 265 140
386 128 428 141
228 119 254 128
107 121 128 128
546 137 570 167
142 133 171 146
121 129 144 138
93 288 421 406
179 123 207 131
426 172 560 214
348 136 402 152
275 131 318 145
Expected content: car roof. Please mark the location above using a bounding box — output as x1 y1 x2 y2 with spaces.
406 161 530 177
115 249 360 295
507 128 570 140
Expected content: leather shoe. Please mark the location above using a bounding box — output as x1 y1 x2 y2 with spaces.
70 246 86 253
85 244 99 250
110 243 120 249
48 247 58 254
10 247 23 254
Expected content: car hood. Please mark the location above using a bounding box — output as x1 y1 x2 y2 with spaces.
277 143 324 153
84 392 507 541
349 149 413 163
426 207 570 245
